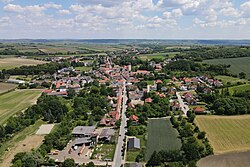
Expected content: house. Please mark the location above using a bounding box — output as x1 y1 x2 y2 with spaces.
128 138 140 150
72 126 96 138
171 100 180 111
191 77 199 84
203 87 212 94
129 115 139 125
155 80 163 84
183 78 191 85
98 128 115 143
194 107 206 114
145 98 153 103
214 80 223 87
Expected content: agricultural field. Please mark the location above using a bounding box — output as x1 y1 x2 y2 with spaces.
0 83 16 94
0 58 47 70
139 52 179 60
0 120 46 167
146 118 181 160
215 75 249 85
204 57 250 78
195 115 250 154
75 66 93 72
0 89 42 125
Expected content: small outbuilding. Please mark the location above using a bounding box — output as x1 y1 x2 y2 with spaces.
128 137 140 151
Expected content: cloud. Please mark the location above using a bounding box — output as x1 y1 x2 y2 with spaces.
44 2 62 9
0 16 10 27
58 9 71 15
0 0 13 4
240 2 250 18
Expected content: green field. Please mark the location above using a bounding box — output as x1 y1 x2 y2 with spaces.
0 89 41 125
75 66 92 72
204 57 250 78
215 75 249 85
146 118 181 160
196 115 250 154
227 84 250 94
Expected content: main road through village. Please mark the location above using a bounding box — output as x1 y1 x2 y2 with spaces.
113 81 128 167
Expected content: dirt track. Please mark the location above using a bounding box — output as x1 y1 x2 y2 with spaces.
198 151 250 167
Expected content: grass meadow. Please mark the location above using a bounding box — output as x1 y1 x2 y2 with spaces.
146 118 181 160
195 115 250 154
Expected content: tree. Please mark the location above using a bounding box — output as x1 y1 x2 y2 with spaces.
147 151 161 166
62 158 76 167
86 162 95 167
239 72 246 79
67 88 76 99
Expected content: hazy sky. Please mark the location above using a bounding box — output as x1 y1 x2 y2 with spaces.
0 0 249 39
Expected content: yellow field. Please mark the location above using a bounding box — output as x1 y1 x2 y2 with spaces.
0 58 46 70
195 115 250 154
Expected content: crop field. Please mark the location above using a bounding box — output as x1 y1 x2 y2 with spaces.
227 84 250 94
195 115 250 154
146 118 181 160
0 58 47 70
0 89 42 125
139 52 179 60
204 57 250 78
0 83 16 94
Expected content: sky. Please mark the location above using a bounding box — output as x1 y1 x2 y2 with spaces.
0 0 250 39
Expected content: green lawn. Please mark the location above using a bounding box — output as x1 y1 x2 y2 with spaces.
0 89 41 125
146 118 181 160
204 57 250 79
75 66 92 72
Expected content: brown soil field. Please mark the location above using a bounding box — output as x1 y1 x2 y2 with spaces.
198 151 250 167
0 135 44 167
0 83 16 94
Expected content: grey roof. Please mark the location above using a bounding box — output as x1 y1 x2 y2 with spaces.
72 126 96 135
130 163 143 167
99 129 115 138
73 137 92 145
128 138 140 149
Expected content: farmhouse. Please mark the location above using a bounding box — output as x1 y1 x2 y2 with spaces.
128 138 140 151
98 128 115 143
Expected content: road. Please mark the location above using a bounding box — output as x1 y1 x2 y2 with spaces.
176 91 190 116
113 81 128 167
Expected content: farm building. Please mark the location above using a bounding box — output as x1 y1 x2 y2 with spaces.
128 138 140 151
72 126 96 138
7 79 25 84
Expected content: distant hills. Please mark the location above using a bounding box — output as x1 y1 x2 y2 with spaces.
0 39 250 45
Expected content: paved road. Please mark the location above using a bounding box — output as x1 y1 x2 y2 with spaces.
176 91 190 116
113 81 128 167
